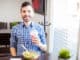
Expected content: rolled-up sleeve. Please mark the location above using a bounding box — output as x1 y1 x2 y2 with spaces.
10 27 17 48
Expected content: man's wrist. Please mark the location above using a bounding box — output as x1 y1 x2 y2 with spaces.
38 42 43 48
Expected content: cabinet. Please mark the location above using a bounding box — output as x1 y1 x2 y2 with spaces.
0 33 10 56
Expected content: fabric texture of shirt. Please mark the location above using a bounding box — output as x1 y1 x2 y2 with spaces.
10 22 46 56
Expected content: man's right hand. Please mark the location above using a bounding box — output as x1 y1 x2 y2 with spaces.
10 47 17 56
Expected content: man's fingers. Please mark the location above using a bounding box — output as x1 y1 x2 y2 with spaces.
32 39 37 42
31 35 36 39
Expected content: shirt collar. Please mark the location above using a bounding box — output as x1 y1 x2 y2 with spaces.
21 21 33 28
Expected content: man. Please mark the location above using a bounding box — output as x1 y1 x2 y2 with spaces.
10 1 47 56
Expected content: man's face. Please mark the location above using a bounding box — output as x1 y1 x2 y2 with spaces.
21 5 34 22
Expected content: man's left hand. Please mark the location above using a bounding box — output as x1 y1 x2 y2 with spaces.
31 35 42 46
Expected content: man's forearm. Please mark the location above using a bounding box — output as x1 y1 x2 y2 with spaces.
38 43 47 52
10 47 17 56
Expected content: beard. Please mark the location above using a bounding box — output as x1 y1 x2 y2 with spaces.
22 15 31 22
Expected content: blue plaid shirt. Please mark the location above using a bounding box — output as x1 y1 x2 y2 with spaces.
10 22 46 56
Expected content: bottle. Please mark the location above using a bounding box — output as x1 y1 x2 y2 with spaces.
30 29 40 41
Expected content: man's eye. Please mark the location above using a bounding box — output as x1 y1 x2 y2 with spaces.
28 10 31 13
23 10 26 13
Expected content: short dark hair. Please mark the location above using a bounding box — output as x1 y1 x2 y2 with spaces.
21 1 32 10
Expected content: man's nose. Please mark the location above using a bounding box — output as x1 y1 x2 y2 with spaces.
25 12 29 15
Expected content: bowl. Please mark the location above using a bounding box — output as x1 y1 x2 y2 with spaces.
22 51 40 60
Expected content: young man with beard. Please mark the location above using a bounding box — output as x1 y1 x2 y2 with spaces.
10 1 47 56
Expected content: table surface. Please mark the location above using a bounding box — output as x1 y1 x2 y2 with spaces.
0 53 49 60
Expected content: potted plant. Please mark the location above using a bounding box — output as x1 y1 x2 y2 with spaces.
58 48 71 60
10 22 20 29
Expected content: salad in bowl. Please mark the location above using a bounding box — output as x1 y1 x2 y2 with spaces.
22 51 40 60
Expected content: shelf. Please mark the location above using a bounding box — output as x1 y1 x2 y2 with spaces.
0 29 11 33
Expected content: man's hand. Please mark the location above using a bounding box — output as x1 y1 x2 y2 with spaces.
10 47 17 56
31 35 41 46
31 35 47 52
